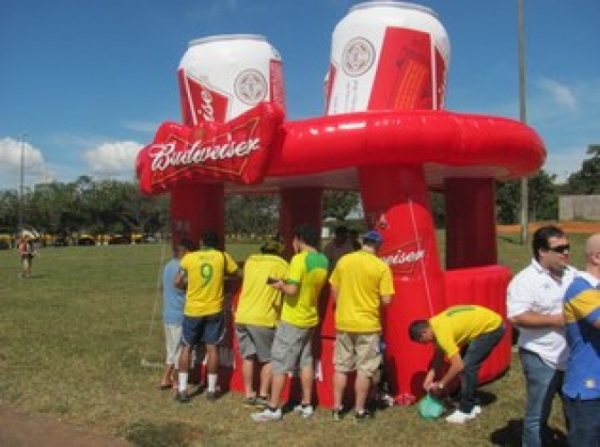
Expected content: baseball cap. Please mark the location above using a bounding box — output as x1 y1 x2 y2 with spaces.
363 230 383 245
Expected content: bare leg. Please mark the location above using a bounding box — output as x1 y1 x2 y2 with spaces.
258 362 272 398
355 371 372 413
268 373 286 408
333 371 347 409
242 357 256 398
300 364 314 405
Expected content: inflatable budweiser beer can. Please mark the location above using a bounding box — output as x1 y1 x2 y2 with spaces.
325 1 450 114
178 34 285 126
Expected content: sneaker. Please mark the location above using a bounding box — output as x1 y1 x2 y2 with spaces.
174 391 190 403
332 407 344 422
445 409 476 424
354 410 372 423
254 396 269 408
251 407 282 422
206 390 219 402
471 405 482 415
293 403 315 419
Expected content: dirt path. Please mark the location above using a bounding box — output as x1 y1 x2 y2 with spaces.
0 405 131 447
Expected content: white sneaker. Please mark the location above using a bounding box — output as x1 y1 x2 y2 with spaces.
293 403 315 418
471 405 482 415
251 407 282 422
445 409 476 424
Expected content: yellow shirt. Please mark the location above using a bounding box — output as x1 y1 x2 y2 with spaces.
280 250 328 328
180 248 238 317
430 305 503 358
330 250 394 332
235 254 289 327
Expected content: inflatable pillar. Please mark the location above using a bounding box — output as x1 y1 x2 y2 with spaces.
170 184 225 246
278 188 324 258
359 164 446 399
444 178 497 269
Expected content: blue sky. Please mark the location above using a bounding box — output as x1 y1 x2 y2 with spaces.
1 0 598 191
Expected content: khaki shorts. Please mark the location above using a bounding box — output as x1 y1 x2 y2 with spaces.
334 332 382 377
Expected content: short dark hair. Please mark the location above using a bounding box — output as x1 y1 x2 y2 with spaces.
294 223 320 248
408 320 430 342
532 225 565 260
201 230 220 249
179 238 195 251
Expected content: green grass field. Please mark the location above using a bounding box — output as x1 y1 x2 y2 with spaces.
0 232 589 446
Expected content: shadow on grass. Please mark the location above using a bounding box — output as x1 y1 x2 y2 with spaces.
489 419 567 447
122 420 202 447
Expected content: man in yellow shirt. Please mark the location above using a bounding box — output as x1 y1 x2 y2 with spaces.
174 230 239 403
235 238 289 408
251 224 329 422
409 305 505 423
329 230 394 422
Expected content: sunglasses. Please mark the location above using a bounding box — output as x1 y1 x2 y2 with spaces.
548 244 570 254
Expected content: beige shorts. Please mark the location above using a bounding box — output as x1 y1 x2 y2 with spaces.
334 332 382 377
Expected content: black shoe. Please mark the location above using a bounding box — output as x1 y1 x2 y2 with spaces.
332 407 344 422
354 410 372 423
175 391 190 403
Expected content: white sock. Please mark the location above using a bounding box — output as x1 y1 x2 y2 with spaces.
178 372 188 393
208 373 218 392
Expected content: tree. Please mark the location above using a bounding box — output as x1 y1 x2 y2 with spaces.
565 144 600 194
322 191 360 222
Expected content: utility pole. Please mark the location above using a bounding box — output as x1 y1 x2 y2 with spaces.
18 133 27 233
518 0 529 245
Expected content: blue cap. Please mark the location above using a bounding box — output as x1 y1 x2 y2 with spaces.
363 230 383 245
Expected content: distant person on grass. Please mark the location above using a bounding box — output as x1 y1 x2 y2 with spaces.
251 223 329 422
234 237 289 408
409 305 505 424
159 239 194 391
174 230 239 403
18 235 36 278
506 224 576 446
562 233 600 446
329 230 394 422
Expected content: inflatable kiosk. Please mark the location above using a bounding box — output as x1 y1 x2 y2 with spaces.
136 1 545 407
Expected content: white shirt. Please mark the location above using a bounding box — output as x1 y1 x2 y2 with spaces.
506 259 576 370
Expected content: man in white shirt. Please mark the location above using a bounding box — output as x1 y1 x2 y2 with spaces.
507 225 576 447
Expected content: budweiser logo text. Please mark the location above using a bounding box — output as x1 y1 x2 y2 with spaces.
148 138 260 172
382 248 425 266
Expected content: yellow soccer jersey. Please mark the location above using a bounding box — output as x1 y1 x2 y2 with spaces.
235 254 289 327
330 250 394 332
180 248 238 317
430 305 503 358
280 250 329 328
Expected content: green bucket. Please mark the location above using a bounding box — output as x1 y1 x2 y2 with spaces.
417 392 445 420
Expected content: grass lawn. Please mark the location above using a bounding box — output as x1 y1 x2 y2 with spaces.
0 232 590 446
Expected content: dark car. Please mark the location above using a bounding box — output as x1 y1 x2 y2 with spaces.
77 235 96 246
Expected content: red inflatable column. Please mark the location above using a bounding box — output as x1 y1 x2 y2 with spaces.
170 184 225 245
278 188 324 258
444 178 497 269
359 165 446 401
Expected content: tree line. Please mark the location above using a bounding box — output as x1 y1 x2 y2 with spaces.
0 145 597 239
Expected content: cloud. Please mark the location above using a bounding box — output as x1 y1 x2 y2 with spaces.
0 137 47 189
537 77 578 112
83 141 143 178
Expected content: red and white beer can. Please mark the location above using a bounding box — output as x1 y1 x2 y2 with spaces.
178 34 285 126
325 1 450 114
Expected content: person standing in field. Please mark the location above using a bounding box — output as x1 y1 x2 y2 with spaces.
251 223 329 422
174 230 239 403
329 230 394 422
234 237 289 408
18 235 36 278
506 225 576 446
159 239 194 391
562 233 600 446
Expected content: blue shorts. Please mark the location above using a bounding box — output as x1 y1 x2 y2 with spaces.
181 312 225 347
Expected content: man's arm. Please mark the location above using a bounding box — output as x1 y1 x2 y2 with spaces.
509 312 564 328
